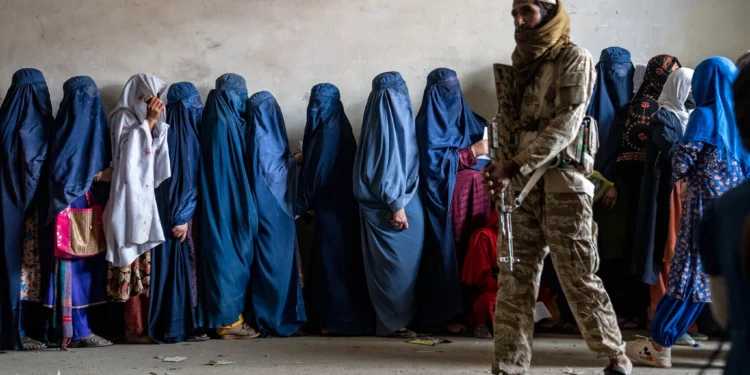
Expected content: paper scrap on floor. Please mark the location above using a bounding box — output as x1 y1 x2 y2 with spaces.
407 337 452 346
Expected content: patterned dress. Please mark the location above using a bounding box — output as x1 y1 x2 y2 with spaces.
668 142 745 302
107 252 151 301
450 147 491 263
20 210 41 303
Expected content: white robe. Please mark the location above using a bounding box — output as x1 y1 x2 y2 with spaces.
104 74 171 267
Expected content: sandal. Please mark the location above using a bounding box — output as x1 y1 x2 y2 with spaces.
21 336 47 351
603 364 630 375
70 334 113 348
388 329 418 339
219 323 261 340
187 333 209 342
473 325 492 339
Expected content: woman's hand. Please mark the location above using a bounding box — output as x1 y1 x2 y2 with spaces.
391 209 409 230
146 97 165 130
94 167 113 183
172 223 189 243
471 139 489 158
602 185 618 210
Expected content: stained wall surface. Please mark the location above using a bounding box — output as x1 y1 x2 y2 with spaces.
1 0 748 141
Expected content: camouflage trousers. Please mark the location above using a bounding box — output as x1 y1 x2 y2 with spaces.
493 191 625 375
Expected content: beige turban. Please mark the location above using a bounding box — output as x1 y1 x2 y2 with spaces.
514 0 557 6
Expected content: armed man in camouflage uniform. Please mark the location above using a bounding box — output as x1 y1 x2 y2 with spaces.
483 1 632 374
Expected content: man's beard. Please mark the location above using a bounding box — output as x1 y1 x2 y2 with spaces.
516 26 532 32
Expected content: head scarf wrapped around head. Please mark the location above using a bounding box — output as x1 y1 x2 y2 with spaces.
658 67 694 132
108 73 168 169
619 55 681 162
683 57 750 173
47 76 110 222
511 1 571 86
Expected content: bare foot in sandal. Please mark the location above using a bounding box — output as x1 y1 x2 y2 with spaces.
187 333 210 342
219 323 260 340
21 336 47 351
72 334 113 348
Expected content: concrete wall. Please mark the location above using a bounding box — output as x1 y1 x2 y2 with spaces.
1 0 748 143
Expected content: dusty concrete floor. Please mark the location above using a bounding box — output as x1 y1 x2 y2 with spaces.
0 334 725 375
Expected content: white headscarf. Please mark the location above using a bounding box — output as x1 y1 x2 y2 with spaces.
633 63 647 94
104 73 171 267
658 67 694 131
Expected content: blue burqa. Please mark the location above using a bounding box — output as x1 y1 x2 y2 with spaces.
353 72 424 336
42 76 110 342
414 68 485 328
586 47 634 180
246 91 306 337
297 83 373 335
149 82 202 342
0 69 52 350
197 74 258 328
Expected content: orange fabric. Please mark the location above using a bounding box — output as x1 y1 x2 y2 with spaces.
124 294 149 340
649 181 695 332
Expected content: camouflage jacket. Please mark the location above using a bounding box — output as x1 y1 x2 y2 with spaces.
493 44 596 195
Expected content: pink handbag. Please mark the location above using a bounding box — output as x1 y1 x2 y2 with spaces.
54 192 106 259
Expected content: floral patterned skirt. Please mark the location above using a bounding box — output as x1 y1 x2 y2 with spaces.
21 210 42 303
107 251 152 302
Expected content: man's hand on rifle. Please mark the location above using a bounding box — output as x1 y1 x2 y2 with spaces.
482 160 520 201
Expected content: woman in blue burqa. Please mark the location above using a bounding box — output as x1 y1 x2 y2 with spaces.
198 74 260 339
246 91 306 337
149 82 204 343
297 83 373 335
0 69 52 351
414 68 486 334
34 76 114 350
354 72 424 338
584 47 634 329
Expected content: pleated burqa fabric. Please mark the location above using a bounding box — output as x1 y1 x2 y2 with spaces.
246 91 306 337
42 76 110 344
413 68 485 329
297 83 373 335
149 82 202 342
197 74 258 328
353 72 424 336
0 69 52 350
